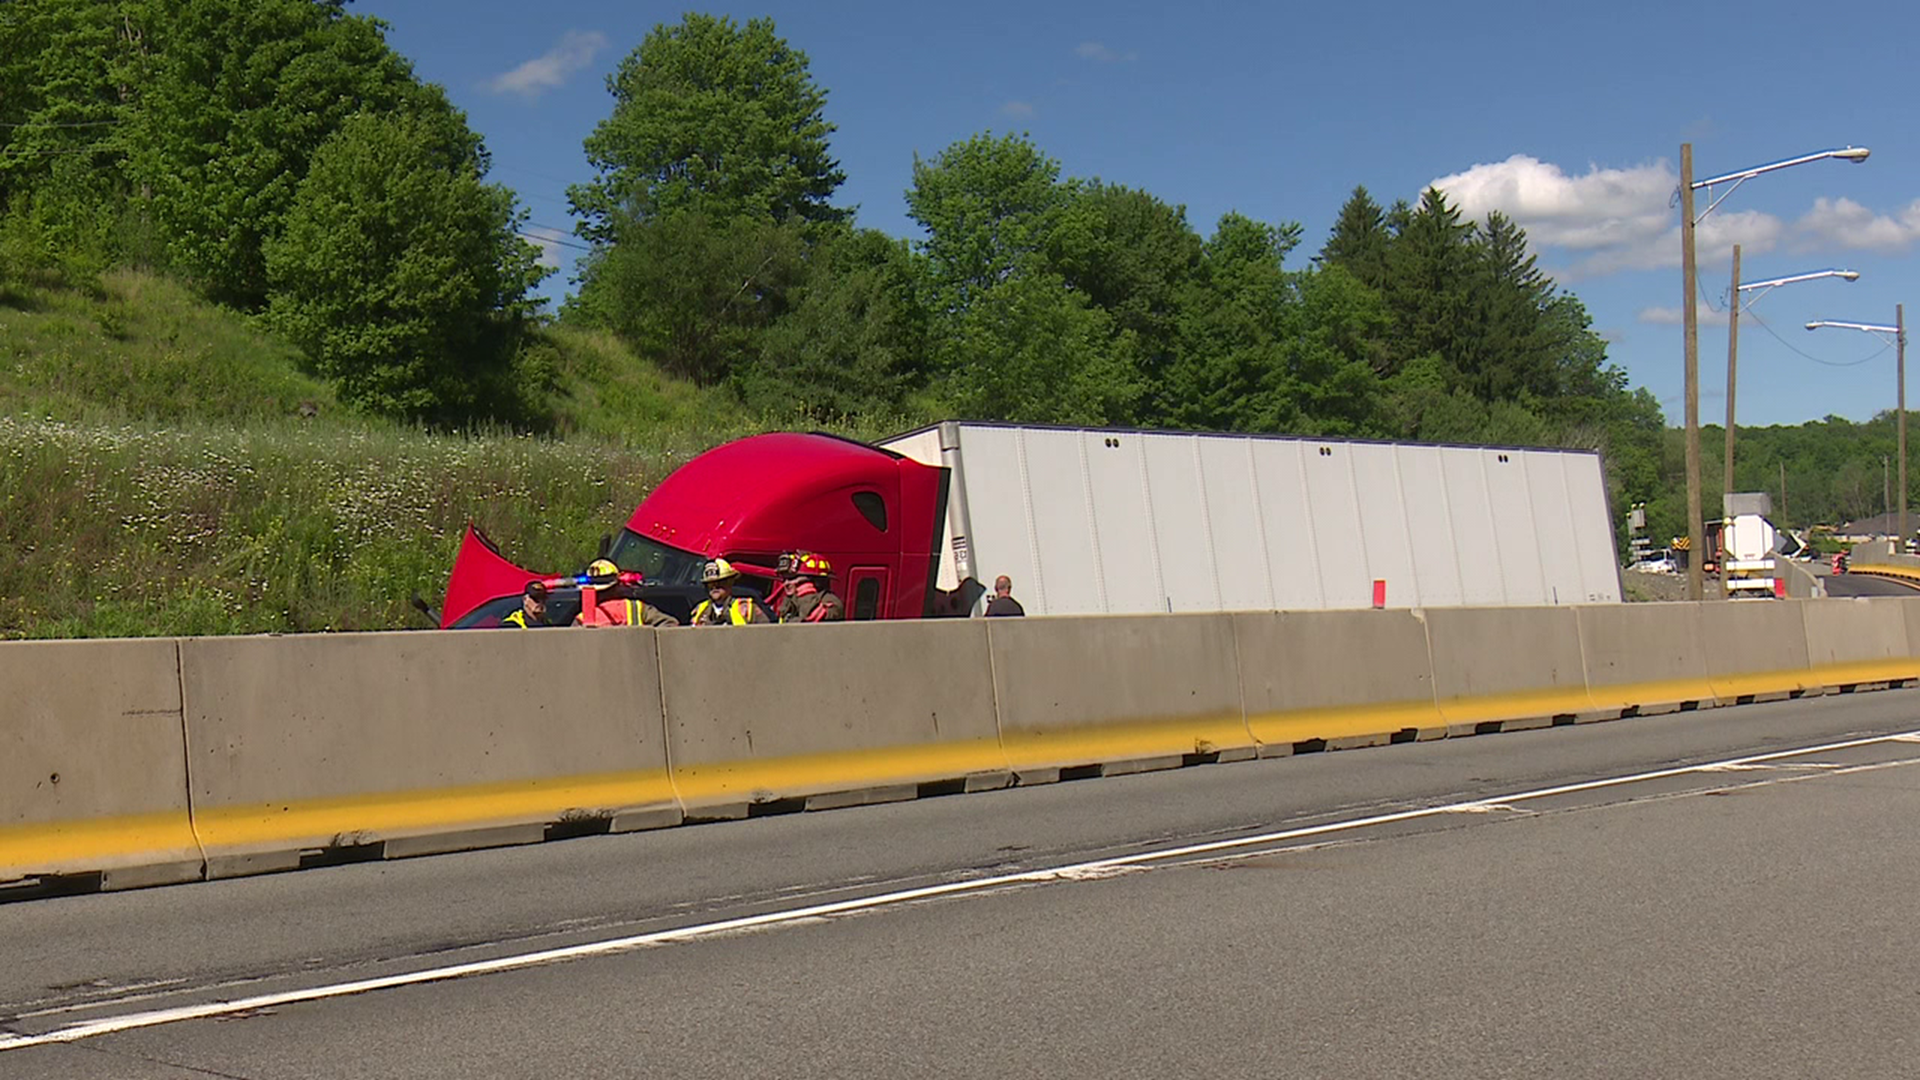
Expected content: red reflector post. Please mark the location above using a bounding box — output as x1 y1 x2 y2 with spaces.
1372 579 1387 609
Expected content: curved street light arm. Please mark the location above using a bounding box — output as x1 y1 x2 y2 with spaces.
1805 319 1901 344
1738 269 1860 310
1692 146 1870 224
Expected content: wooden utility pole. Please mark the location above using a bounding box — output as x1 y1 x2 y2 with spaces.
1680 144 1705 601
1724 244 1741 501
1898 303 1907 552
1780 461 1788 527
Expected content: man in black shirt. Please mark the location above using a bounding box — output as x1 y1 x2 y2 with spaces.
984 575 1025 617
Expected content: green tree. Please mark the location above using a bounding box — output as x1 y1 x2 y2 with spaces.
906 131 1136 422
1164 212 1293 431
566 211 808 386
739 227 930 421
1278 264 1389 435
264 110 547 421
906 131 1069 309
1049 182 1205 423
940 270 1137 424
569 13 848 241
1317 185 1391 290
127 0 434 307
1382 187 1475 382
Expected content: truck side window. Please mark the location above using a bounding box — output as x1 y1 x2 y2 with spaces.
851 491 888 532
853 577 880 620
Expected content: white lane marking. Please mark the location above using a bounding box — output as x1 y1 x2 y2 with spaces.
1440 803 1529 815
4 727 1917 1053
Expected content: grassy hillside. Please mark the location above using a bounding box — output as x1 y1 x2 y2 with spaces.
0 270 830 639
0 270 340 424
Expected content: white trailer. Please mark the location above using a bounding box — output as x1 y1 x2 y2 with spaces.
879 422 1623 616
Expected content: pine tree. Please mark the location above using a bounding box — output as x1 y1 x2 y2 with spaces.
1317 185 1390 290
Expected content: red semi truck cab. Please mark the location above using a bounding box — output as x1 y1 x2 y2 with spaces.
439 432 960 627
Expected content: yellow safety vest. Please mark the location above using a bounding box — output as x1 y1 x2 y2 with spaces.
693 597 756 626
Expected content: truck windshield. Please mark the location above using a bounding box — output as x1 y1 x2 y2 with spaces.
607 529 706 587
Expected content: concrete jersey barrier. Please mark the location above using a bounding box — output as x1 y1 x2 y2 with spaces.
1232 610 1442 754
987 614 1255 780
11 594 1920 896
1422 606 1597 731
0 639 201 890
180 629 678 877
1798 598 1919 689
657 620 1009 818
1574 603 1715 716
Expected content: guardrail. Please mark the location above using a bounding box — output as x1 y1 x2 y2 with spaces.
6 597 1919 896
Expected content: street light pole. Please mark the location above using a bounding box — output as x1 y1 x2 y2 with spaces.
1681 144 1704 601
1724 244 1741 507
1724 263 1859 516
1680 142 1870 601
1806 309 1906 549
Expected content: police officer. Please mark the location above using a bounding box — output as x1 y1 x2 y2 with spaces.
691 558 769 626
776 551 844 624
573 559 679 627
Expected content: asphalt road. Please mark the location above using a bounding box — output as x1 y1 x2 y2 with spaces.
6 690 1920 1078
1823 571 1920 597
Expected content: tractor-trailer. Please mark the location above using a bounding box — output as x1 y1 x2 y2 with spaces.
878 421 1623 616
438 421 1623 628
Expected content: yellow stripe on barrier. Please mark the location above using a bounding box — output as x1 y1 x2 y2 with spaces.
1586 676 1718 712
994 713 1255 772
671 736 1011 808
1245 700 1443 747
1848 564 1920 585
1435 687 1599 728
0 811 199 878
192 769 680 851
1803 658 1920 688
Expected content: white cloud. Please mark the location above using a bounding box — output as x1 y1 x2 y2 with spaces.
1637 306 1728 327
1074 41 1135 63
520 225 570 270
1428 153 1918 280
487 30 608 97
1001 100 1035 118
1793 196 1920 252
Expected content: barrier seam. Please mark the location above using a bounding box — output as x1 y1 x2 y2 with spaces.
172 637 209 880
1414 607 1442 719
650 629 686 818
1228 614 1252 749
984 618 1007 755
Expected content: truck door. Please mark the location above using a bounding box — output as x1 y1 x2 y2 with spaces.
845 567 890 620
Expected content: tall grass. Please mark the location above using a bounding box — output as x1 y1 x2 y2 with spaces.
0 417 667 638
0 269 340 424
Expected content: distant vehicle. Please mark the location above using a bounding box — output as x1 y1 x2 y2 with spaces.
1720 510 1780 598
1630 548 1677 574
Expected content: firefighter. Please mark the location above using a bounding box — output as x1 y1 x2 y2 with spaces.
691 558 769 626
776 551 844 624
573 559 679 628
502 581 548 628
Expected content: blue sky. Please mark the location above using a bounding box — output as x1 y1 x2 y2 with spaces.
359 0 1920 428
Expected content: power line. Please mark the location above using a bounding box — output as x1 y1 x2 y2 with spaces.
523 223 593 251
516 230 592 253
1745 307 1890 368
